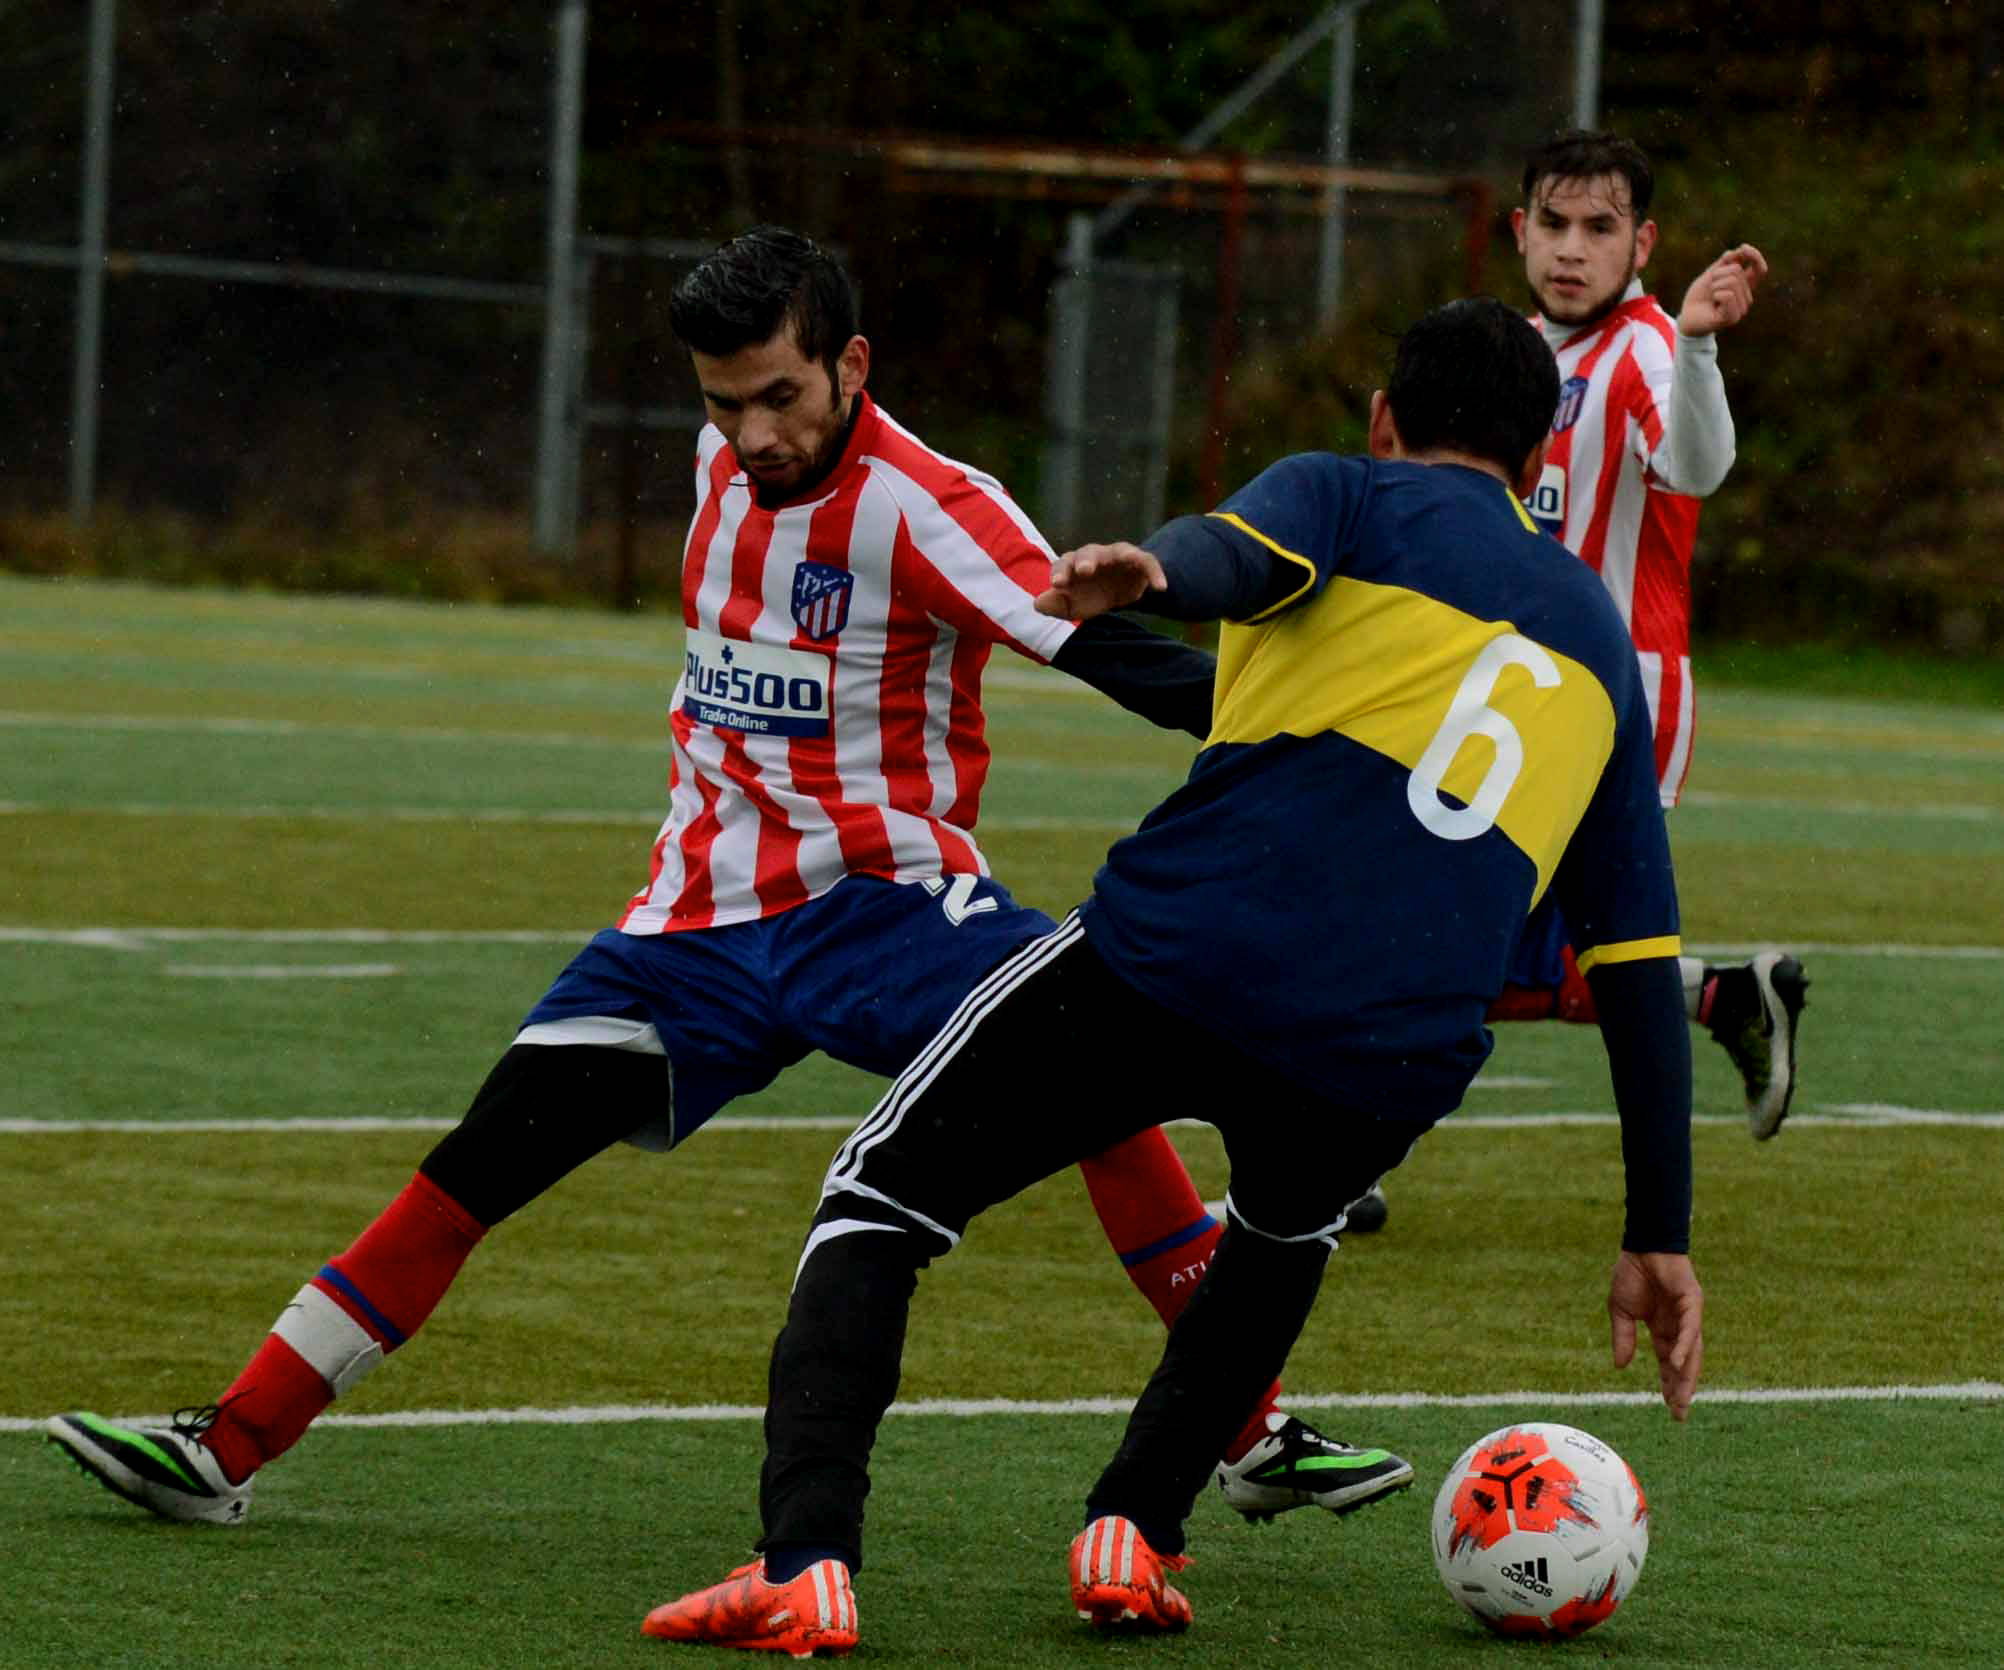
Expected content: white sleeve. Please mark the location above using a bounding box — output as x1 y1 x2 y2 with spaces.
1656 330 1737 497
870 458 1076 664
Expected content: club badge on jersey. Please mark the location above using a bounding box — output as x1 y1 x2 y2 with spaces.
791 561 855 641
1552 375 1589 435
681 628 832 738
1527 374 1587 537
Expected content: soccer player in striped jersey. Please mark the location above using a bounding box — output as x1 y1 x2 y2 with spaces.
1362 136 1803 1234
647 297 1703 1652
1339 136 1802 1242
47 227 1398 1534
1490 130 1804 1141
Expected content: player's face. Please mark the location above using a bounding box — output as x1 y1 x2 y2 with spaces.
690 325 868 500
1512 173 1657 328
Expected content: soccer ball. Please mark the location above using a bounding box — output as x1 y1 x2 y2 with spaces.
1430 1422 1648 1638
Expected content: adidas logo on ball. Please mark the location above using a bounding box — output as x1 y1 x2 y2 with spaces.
1498 1557 1554 1598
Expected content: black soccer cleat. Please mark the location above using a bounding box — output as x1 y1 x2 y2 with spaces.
1341 1184 1389 1234
1216 1413 1415 1522
1705 951 1809 1140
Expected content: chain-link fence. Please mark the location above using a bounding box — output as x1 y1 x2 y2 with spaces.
2 3 1584 576
1034 163 1488 549
0 2 566 527
1042 255 1181 547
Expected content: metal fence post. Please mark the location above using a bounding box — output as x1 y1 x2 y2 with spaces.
70 0 116 524
1316 5 1359 328
533 0 588 555
1574 0 1604 127
1141 275 1180 535
1040 212 1093 543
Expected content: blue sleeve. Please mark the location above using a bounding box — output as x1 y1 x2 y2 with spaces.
1138 515 1297 621
1586 956 1694 1253
1207 452 1369 620
1051 613 1216 738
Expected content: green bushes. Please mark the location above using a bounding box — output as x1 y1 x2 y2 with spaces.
1212 122 2004 658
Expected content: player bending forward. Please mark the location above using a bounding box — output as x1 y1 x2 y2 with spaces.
46 227 1406 1533
645 297 1703 1657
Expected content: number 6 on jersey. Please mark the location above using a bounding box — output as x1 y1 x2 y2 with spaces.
1406 633 1560 842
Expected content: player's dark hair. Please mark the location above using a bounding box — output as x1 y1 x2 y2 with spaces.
1386 297 1559 478
668 225 858 382
1520 128 1654 221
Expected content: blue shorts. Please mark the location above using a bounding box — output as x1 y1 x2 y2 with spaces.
518 874 1054 1149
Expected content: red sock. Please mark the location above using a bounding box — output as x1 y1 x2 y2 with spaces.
203 1333 326 1484
1078 1127 1284 1463
1486 983 1558 1022
205 1173 486 1481
1487 948 1599 1025
1554 947 1599 1024
1694 969 1721 1026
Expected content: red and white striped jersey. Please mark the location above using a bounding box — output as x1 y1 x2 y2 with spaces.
1528 285 1706 807
619 392 1076 935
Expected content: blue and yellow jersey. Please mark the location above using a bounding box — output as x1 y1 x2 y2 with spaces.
1078 452 1680 1119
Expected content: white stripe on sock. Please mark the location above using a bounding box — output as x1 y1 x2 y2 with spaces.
270 1282 384 1396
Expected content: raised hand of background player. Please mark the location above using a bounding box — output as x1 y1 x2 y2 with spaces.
1607 1249 1705 1420
1035 541 1168 620
1677 243 1767 336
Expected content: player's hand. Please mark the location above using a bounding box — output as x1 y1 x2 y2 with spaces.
1677 244 1767 337
1607 1249 1704 1421
1035 541 1168 620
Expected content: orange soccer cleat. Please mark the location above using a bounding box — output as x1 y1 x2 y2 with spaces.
1069 1515 1192 1633
642 1557 857 1658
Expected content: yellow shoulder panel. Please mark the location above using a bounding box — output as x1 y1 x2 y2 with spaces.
1211 576 1616 895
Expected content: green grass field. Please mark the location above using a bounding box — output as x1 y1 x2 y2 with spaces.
3 574 2001 1667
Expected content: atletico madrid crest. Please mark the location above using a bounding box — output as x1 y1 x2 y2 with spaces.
1551 375 1589 435
791 561 854 641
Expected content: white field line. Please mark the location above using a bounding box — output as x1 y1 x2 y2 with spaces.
0 676 1079 735
4 926 2001 961
4 934 1998 1126
0 1117 463 1134
5 1380 1998 1437
13 689 2004 739
5 1108 2000 1136
6 789 2000 827
1681 788 2004 823
0 801 1142 830
0 709 658 753
162 963 403 980
4 708 2001 816
0 799 660 827
1680 942 2004 960
2 926 589 946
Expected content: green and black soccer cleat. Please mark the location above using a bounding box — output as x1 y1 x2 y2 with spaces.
47 1406 253 1525
1216 1413 1415 1522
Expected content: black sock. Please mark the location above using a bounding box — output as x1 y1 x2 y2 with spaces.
763 1542 849 1583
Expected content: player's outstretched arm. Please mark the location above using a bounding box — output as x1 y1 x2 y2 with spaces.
1677 243 1768 336
1036 542 1167 620
1584 954 1699 1419
1608 1249 1705 1420
1040 514 1295 625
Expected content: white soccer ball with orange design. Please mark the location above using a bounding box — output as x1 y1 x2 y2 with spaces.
1430 1421 1648 1638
